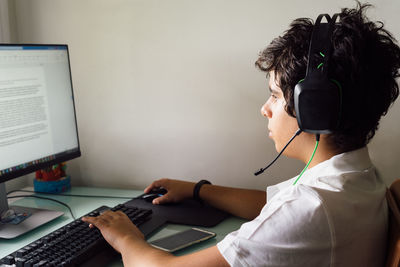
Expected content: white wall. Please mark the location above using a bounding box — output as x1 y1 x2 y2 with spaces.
12 0 400 190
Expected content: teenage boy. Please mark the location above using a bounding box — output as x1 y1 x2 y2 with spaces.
83 3 400 266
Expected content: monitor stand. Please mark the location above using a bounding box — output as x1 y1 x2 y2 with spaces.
0 182 64 239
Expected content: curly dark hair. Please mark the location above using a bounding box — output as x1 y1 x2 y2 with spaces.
255 2 400 152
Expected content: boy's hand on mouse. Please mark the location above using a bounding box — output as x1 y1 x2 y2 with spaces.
144 178 195 205
82 210 144 253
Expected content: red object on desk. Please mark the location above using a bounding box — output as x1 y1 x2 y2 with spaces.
35 163 67 182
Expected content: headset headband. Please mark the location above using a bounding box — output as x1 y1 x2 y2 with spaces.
306 13 339 77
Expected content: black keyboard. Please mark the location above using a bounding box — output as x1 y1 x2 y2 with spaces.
0 204 152 267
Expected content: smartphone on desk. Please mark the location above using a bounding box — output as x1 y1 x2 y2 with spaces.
149 228 216 253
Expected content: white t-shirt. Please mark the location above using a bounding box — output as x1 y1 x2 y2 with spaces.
217 147 388 267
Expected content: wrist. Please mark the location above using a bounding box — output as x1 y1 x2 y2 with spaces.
119 233 146 254
193 180 211 203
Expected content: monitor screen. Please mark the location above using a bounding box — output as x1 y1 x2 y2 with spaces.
0 44 80 184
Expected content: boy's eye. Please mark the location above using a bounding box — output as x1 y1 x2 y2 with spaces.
269 94 278 101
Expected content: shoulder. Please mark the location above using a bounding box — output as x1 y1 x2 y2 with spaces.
262 184 333 233
218 185 334 266
239 184 334 247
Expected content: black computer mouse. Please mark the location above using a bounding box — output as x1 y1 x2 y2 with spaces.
140 188 168 202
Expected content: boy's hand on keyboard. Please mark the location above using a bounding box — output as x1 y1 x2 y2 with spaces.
82 210 144 253
144 178 195 205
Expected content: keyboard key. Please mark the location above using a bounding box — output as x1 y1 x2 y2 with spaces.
0 255 14 265
15 257 27 267
15 248 28 257
33 260 48 267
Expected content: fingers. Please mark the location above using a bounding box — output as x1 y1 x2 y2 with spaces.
152 194 171 205
144 181 159 193
82 215 103 228
144 178 169 193
82 210 125 228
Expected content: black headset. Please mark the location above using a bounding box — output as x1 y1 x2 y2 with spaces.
294 13 342 134
255 13 342 176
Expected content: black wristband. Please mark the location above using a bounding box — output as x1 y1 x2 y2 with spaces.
193 180 211 203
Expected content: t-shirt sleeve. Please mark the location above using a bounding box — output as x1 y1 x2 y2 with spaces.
217 185 333 267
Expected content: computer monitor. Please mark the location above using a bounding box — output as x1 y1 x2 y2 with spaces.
0 44 80 239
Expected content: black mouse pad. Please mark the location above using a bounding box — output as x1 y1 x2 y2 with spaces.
124 195 230 227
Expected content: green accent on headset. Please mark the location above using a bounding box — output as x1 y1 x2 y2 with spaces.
317 52 325 69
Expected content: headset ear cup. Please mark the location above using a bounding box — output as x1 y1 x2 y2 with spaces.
294 75 341 134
